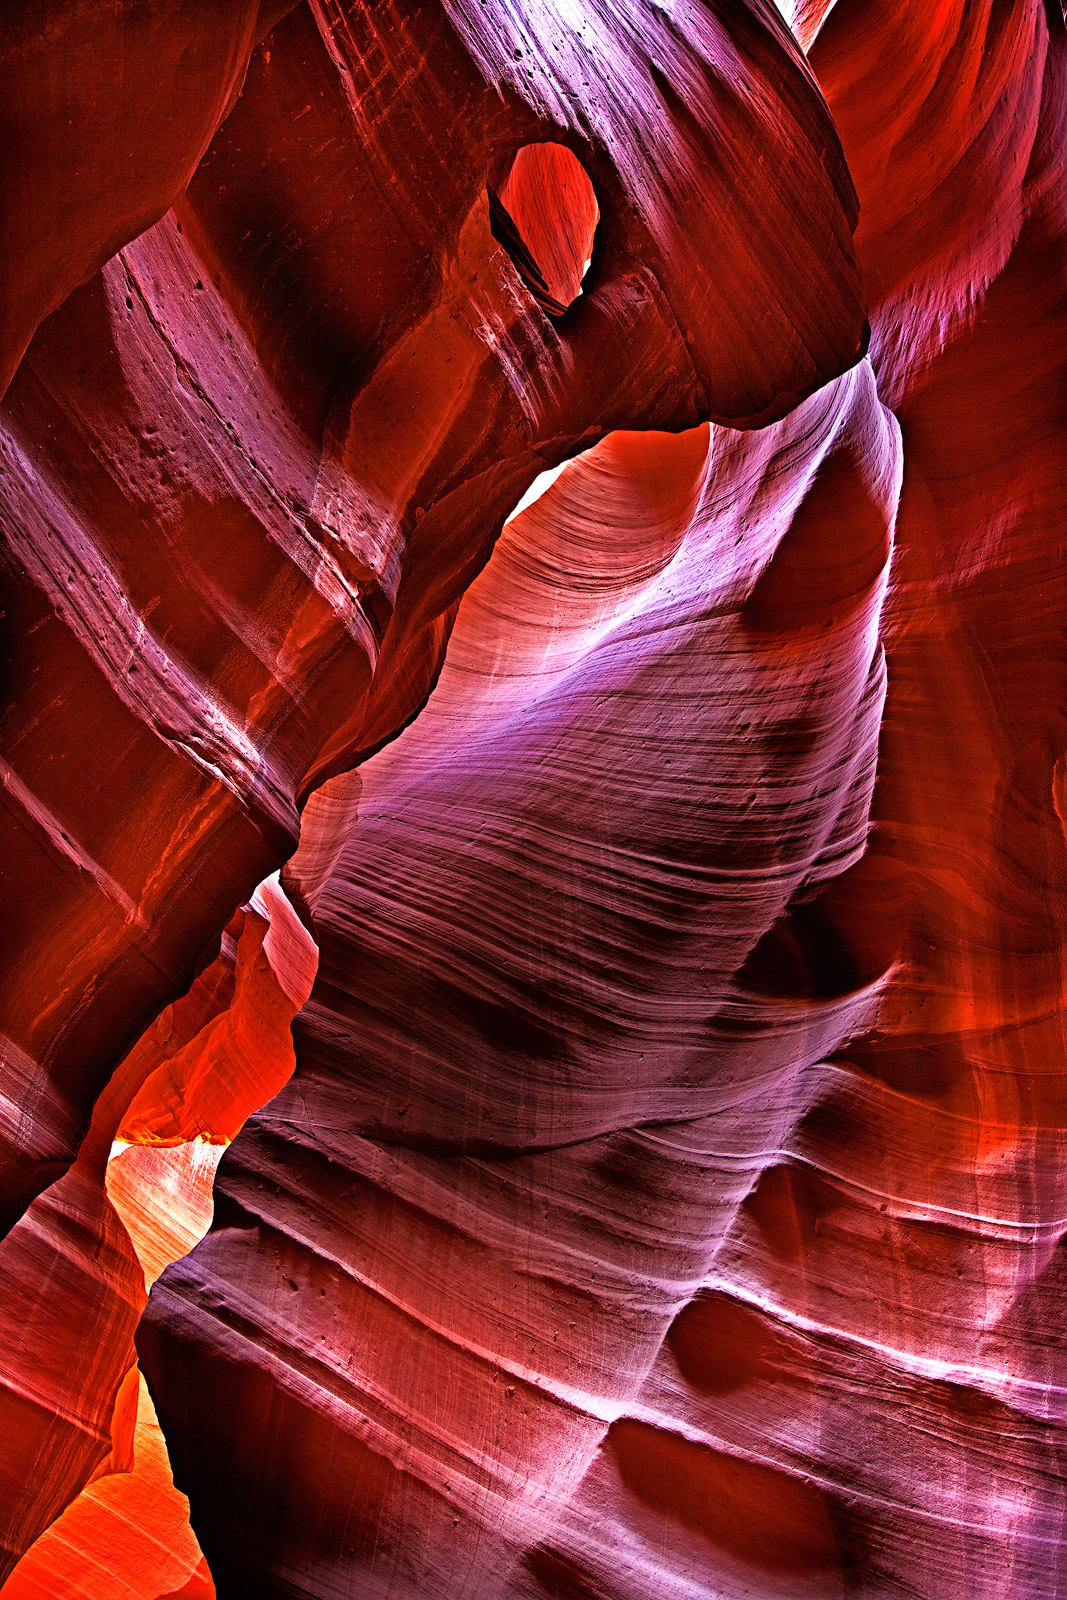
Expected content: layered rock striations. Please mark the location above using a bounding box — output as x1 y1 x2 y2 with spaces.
0 0 862 1233
3 0 1067 1597
142 364 900 1597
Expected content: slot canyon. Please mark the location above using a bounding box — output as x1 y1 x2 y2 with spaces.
1 1 1066 1595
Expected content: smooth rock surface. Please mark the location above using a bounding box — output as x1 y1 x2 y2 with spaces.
5 1 1067 1597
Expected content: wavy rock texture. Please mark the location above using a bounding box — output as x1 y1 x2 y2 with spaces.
4 0 1067 1598
0 0 863 1577
0 0 862 1236
141 361 900 1597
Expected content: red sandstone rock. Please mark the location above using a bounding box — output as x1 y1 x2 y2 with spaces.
0 2 283 400
0 0 862 1241
507 8 1067 1597
6 0 1067 1598
139 349 899 1598
1 1372 214 1600
0 875 311 1580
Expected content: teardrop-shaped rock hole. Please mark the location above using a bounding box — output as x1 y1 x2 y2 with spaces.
488 142 599 317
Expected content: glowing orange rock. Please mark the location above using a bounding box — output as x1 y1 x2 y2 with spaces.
117 888 315 1148
0 875 313 1584
1 1373 214 1600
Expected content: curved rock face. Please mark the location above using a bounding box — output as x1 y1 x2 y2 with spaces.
141 362 899 1596
0 874 315 1579
0 0 863 1235
5 0 1067 1597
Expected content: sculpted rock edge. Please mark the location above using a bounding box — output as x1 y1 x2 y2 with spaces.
3 1 1066 1598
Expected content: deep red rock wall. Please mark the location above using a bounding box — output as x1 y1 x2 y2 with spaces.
0 0 862 1234
3 0 1067 1596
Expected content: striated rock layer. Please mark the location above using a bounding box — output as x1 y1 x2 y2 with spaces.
0 0 862 1235
142 362 900 1597
3 0 1067 1597
0 0 864 1579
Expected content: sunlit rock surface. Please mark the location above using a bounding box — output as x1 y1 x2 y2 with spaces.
0 868 313 1583
3 0 1067 1597
0 0 861 1233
